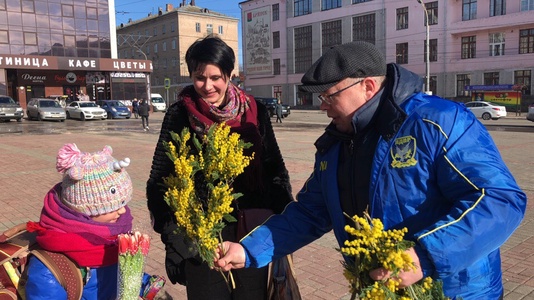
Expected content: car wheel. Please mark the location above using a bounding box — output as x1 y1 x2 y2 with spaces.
482 112 491 120
126 117 130 119
16 118 22 122
60 119 65 122
66 111 71 119
80 113 85 121
37 113 42 121
107 113 112 119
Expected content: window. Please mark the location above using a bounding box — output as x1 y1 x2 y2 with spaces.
0 30 8 43
490 0 505 16
424 38 437 62
273 58 281 75
322 20 342 55
519 28 534 54
172 38 176 50
462 0 477 21
294 0 312 17
353 13 375 44
396 7 408 30
294 26 312 73
461 36 476 59
163 41 167 52
353 0 371 3
195 23 200 32
426 2 438 25
154 43 158 53
172 57 177 67
429 75 437 96
22 0 34 13
163 58 167 69
521 0 534 11
162 24 166 34
396 43 408 64
218 25 223 35
207 24 213 35
456 74 471 96
272 3 279 21
489 33 505 56
322 0 341 11
153 27 157 36
515 70 531 95
484 72 499 85
273 31 280 49
146 45 150 55
24 32 37 45
171 23 176 32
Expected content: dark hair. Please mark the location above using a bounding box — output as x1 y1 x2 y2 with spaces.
185 35 235 79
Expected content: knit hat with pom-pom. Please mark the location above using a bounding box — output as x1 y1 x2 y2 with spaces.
56 143 132 216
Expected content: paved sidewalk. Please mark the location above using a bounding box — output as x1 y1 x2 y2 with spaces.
0 110 533 299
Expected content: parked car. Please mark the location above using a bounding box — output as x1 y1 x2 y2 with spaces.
254 97 291 118
464 101 507 120
65 101 107 120
527 103 534 122
0 95 24 122
150 93 167 112
26 98 66 121
96 100 131 119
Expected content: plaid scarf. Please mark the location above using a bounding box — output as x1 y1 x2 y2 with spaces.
179 83 264 193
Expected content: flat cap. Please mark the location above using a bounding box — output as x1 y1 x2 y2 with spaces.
300 41 386 93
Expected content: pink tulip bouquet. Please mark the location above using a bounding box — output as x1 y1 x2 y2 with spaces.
117 231 150 300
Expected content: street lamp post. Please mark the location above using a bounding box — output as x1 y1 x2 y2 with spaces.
136 48 151 103
417 0 431 95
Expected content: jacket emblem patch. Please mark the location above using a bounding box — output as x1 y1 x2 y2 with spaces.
390 136 417 168
320 161 327 171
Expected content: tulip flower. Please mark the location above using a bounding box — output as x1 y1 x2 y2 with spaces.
117 231 151 300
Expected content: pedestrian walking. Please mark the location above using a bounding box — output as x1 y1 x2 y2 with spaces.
275 97 283 123
138 98 150 131
215 41 527 300
132 98 139 119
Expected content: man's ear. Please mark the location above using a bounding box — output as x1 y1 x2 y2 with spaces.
363 78 380 101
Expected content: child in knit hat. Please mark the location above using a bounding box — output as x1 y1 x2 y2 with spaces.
23 143 161 300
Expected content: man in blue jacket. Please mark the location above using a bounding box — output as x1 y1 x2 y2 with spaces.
215 41 527 299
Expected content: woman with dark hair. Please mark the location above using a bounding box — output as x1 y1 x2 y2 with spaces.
146 35 294 299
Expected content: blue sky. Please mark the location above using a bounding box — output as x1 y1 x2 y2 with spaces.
114 0 243 61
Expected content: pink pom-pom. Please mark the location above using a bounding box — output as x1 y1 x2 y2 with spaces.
56 143 82 173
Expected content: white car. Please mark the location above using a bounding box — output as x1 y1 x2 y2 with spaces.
65 101 107 120
464 101 507 120
527 103 534 122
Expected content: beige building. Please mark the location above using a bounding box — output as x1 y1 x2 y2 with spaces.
116 2 239 103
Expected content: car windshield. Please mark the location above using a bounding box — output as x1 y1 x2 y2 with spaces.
80 102 97 108
0 97 15 104
152 98 164 103
41 100 61 108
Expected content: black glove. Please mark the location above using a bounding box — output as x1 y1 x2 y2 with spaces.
161 224 198 285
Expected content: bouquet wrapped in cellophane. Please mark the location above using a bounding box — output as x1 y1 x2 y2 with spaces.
340 212 451 300
117 231 150 300
162 123 253 287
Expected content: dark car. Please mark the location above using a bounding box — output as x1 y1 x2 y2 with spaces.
254 97 291 118
96 100 131 119
0 95 24 122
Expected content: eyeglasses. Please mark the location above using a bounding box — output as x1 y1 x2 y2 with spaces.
317 79 363 105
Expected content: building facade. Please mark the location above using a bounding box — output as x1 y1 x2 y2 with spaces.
240 0 534 110
0 0 152 108
116 2 239 104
